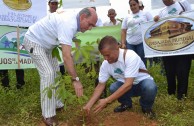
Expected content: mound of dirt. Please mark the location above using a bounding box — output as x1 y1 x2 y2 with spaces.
39 111 157 126
39 102 158 126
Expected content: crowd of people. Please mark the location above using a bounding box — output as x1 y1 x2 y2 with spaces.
1 0 193 125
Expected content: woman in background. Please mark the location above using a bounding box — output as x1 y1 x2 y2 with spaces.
121 0 153 66
154 0 192 100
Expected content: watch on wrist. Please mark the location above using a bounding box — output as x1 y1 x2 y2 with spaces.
72 77 79 81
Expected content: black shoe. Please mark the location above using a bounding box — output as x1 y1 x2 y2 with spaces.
56 106 64 112
114 104 132 113
16 83 25 89
142 108 156 119
177 94 186 100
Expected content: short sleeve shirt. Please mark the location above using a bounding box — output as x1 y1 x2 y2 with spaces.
158 0 192 18
103 20 121 26
121 11 153 45
98 49 152 85
25 11 79 49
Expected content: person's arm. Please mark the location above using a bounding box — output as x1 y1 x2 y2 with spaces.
121 29 127 49
72 37 81 48
93 77 134 114
61 44 83 97
83 83 106 115
145 11 153 21
181 0 192 11
127 16 145 27
120 17 128 49
154 7 166 22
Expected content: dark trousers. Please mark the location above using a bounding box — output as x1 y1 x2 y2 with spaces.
0 69 25 88
163 55 191 99
59 65 65 75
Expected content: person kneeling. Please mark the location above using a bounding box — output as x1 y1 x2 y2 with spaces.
83 36 157 118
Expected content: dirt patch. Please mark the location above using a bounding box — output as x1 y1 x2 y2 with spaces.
39 101 158 126
39 111 157 126
103 111 157 126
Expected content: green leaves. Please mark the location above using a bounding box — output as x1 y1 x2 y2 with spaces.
52 47 62 62
46 39 103 110
47 88 52 99
58 0 63 8
42 72 89 111
73 41 96 63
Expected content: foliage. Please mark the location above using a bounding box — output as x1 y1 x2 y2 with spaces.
52 46 62 62
58 0 63 8
1 47 194 125
43 72 88 111
48 39 101 111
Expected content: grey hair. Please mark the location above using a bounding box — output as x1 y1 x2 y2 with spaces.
79 8 92 17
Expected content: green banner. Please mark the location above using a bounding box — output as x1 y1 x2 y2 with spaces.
0 25 121 69
77 25 121 45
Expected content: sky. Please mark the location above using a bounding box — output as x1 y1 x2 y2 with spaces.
94 0 194 23
61 0 153 22
61 0 194 23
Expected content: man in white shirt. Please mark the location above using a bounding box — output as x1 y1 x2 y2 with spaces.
24 7 97 126
83 36 157 118
103 8 121 26
48 0 58 13
91 7 103 27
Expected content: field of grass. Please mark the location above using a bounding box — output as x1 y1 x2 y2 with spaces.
0 61 194 126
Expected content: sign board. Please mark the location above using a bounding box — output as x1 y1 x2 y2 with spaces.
0 26 35 69
142 11 194 58
0 0 47 27
62 0 110 9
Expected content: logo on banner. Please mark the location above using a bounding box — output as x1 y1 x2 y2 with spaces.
144 17 194 51
3 0 32 10
0 30 34 66
0 31 26 50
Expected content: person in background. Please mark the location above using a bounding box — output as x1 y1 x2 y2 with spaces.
24 7 97 126
138 0 153 68
154 0 192 100
83 36 157 118
91 7 103 27
48 0 59 13
120 0 153 67
0 69 25 89
103 8 121 26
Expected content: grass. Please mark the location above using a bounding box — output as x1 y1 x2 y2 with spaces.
0 61 194 126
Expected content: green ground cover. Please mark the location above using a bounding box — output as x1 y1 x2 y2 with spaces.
0 61 194 125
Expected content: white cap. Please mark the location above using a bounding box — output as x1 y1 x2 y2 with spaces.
49 0 58 2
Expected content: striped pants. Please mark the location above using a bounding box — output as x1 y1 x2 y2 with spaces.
24 38 64 118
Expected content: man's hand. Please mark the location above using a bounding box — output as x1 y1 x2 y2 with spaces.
120 43 126 49
93 98 108 114
154 15 160 22
83 104 92 116
73 81 83 97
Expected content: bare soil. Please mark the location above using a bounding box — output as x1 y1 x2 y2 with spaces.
39 111 157 126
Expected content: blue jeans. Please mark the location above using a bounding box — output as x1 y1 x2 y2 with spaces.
126 42 146 66
109 79 157 109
